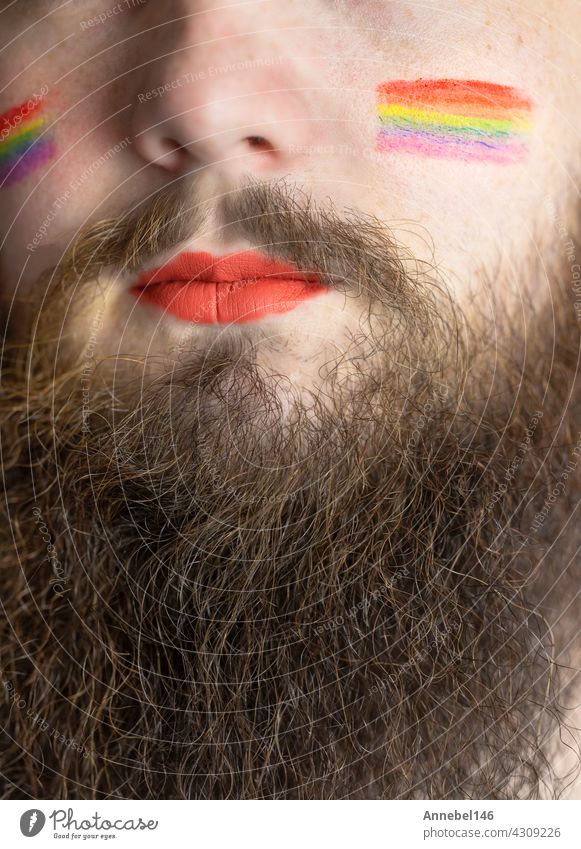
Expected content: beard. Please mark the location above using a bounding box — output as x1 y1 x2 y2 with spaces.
0 180 579 799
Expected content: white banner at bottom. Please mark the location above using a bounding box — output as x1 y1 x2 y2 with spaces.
0 799 579 849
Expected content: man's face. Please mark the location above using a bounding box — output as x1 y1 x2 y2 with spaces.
0 0 578 374
0 1 579 801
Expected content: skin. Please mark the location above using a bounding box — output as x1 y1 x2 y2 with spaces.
0 1 579 343
0 0 579 799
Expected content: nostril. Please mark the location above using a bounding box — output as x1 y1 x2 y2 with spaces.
156 137 187 170
245 135 275 153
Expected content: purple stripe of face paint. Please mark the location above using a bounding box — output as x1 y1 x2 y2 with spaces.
0 137 57 186
377 129 528 164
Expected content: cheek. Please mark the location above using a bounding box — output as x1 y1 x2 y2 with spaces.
0 22 143 249
329 75 538 296
0 82 139 294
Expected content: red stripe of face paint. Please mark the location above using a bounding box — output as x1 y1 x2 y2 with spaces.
131 251 329 324
0 98 45 139
376 79 533 112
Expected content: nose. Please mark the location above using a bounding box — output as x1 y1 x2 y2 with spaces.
132 6 320 179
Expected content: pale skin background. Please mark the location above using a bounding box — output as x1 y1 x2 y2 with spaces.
0 0 580 795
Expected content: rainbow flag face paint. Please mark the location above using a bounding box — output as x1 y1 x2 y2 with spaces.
376 79 533 164
0 90 56 187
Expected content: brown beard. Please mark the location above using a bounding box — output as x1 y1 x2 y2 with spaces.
0 182 579 799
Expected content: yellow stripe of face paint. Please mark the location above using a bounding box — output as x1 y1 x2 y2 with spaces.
377 104 531 135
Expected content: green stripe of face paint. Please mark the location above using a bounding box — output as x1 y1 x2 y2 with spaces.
377 105 530 135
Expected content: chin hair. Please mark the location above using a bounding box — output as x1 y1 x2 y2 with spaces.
0 194 579 800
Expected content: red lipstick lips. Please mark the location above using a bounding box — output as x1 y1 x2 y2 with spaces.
131 251 329 324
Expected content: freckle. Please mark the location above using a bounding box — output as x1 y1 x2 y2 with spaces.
517 34 524 45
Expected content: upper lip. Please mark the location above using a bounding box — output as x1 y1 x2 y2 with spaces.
134 250 322 288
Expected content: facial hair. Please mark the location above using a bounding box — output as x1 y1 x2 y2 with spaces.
0 181 579 799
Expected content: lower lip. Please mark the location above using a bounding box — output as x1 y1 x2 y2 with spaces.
131 256 329 325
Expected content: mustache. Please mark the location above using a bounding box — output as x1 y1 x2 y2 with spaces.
51 176 441 315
